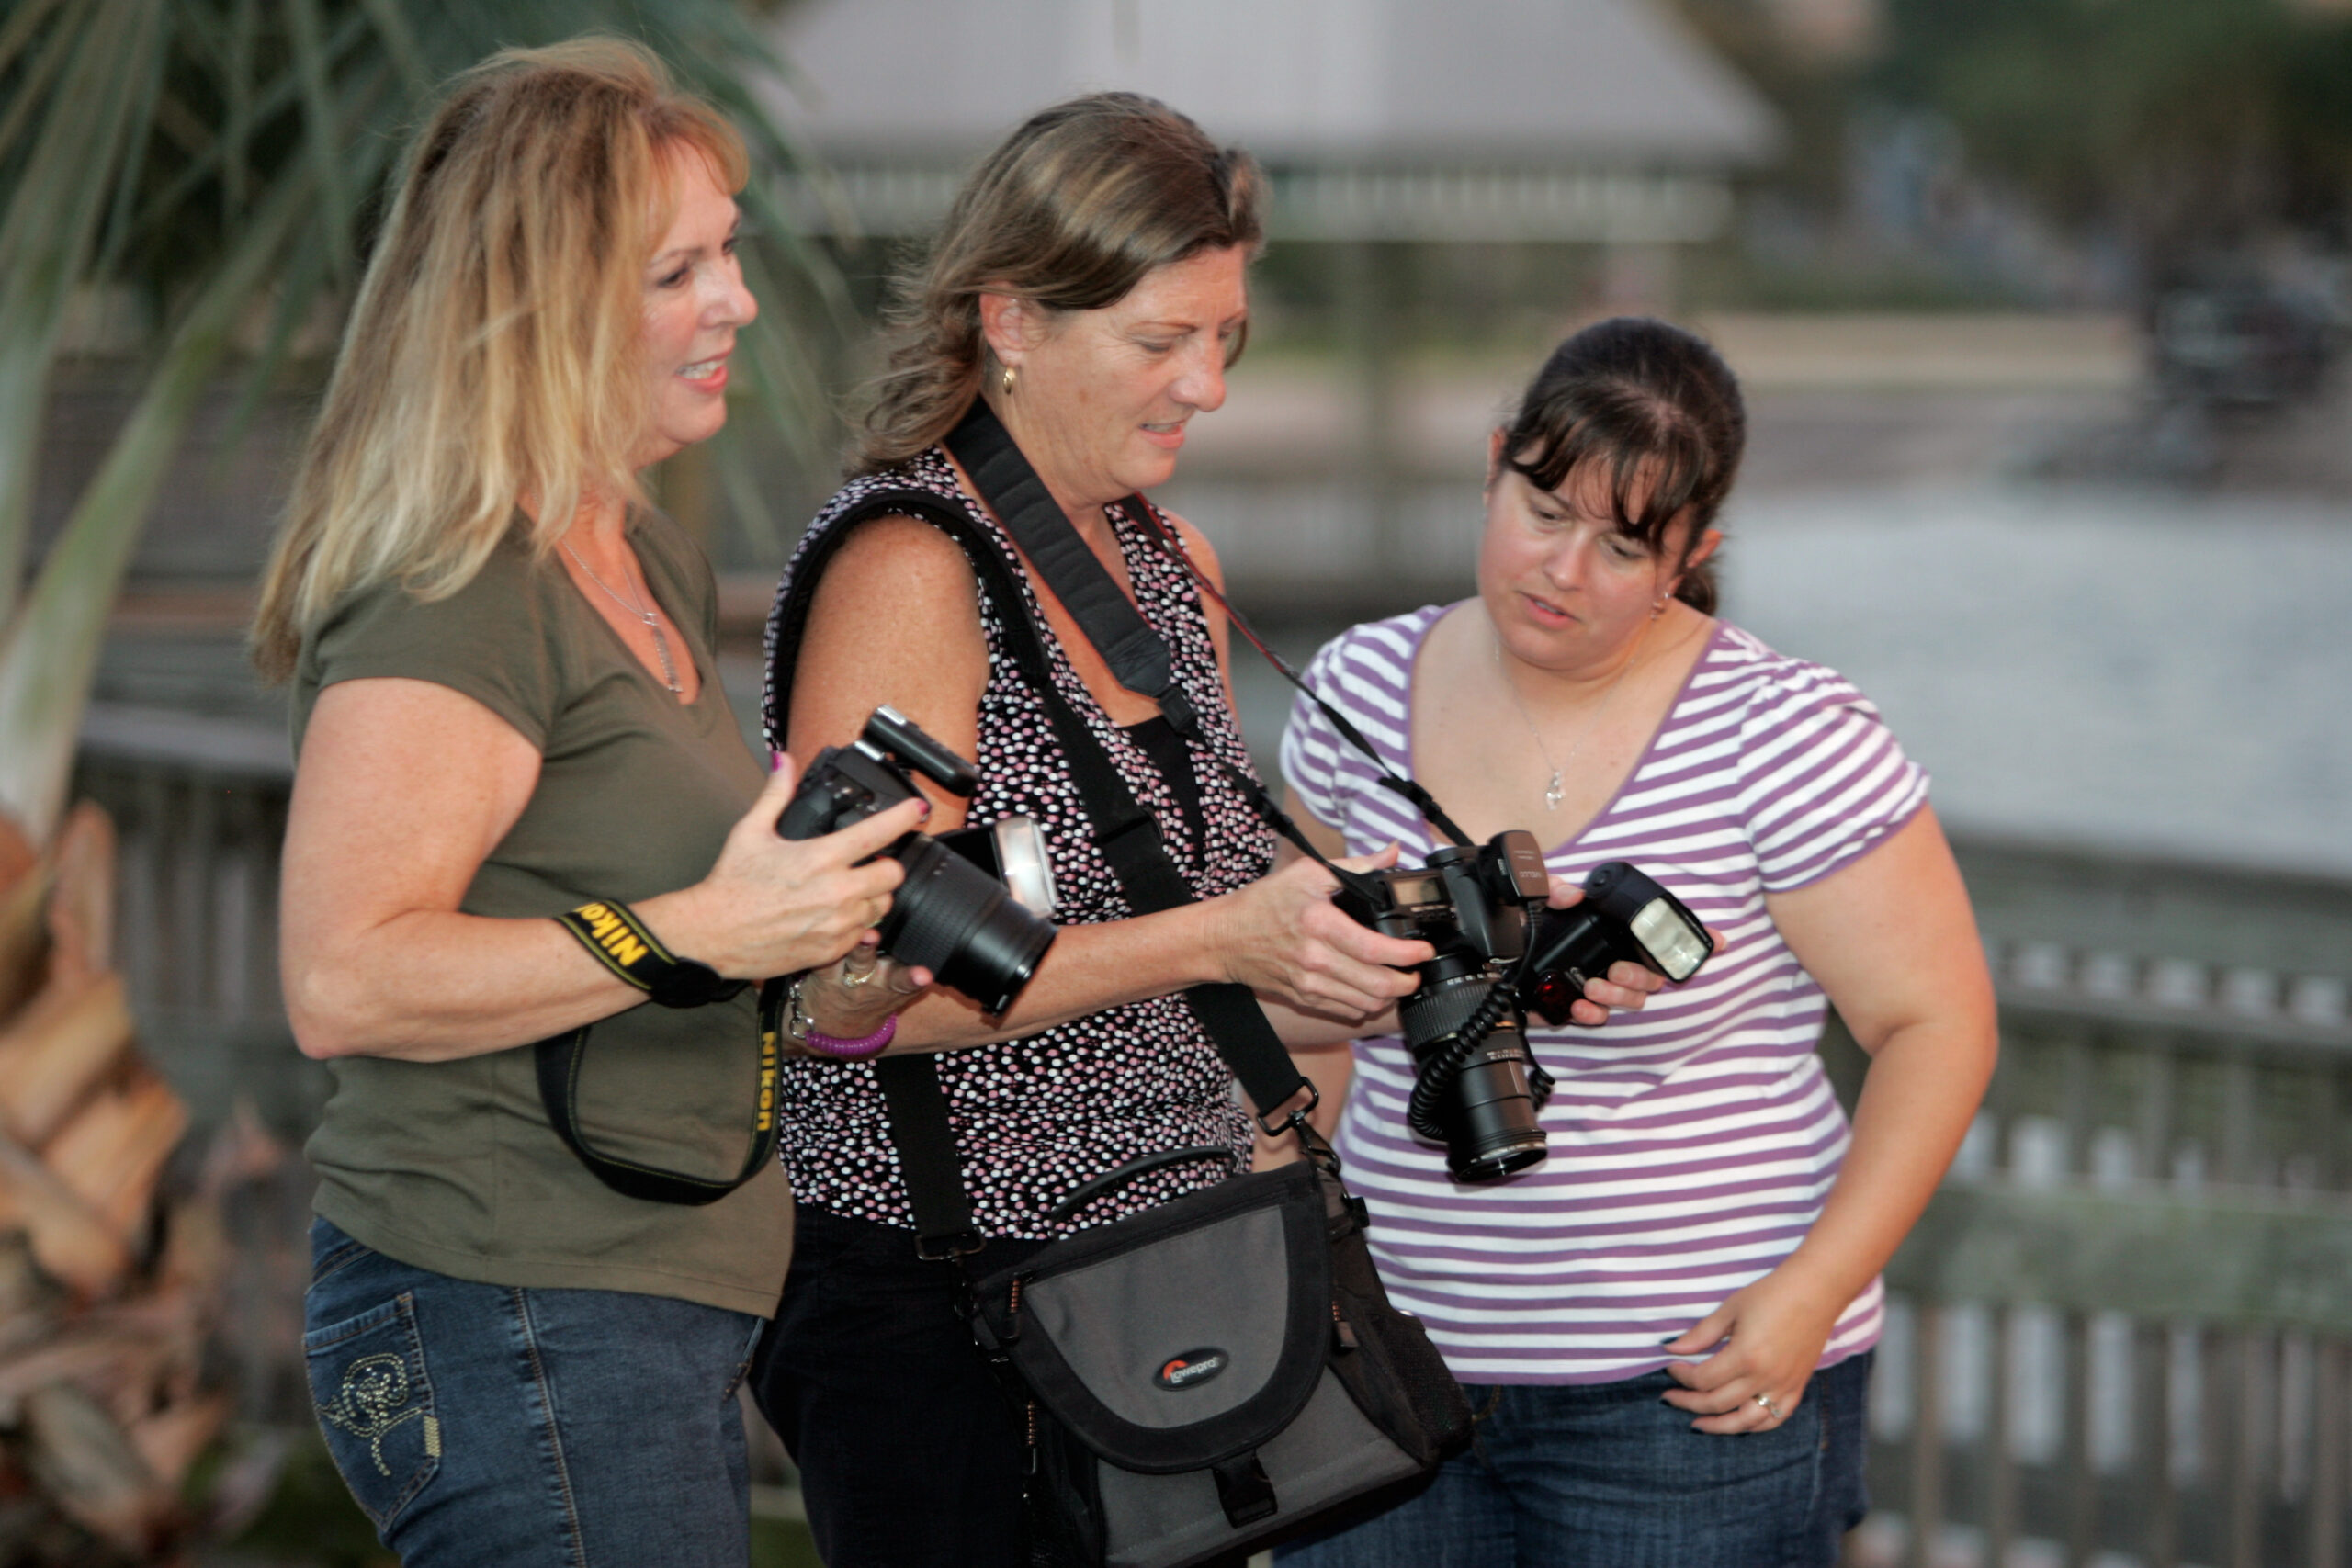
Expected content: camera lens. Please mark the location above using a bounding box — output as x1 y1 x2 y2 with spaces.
1441 1035 1549 1182
1401 964 1550 1182
883 835 1057 1015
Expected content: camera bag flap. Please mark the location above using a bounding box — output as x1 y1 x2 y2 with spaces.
968 1159 1442 1568
970 1161 1330 1474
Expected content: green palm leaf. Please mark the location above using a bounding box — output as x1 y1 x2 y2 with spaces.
0 0 842 844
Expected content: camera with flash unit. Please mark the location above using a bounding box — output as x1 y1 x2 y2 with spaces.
777 706 1057 1015
1334 835 1711 1182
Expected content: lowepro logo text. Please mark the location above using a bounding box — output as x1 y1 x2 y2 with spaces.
1153 1348 1228 1391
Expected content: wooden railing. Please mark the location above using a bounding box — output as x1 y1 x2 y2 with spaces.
1835 840 2352 1568
70 705 317 1138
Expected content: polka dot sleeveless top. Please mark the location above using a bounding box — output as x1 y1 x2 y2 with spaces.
760 449 1272 1240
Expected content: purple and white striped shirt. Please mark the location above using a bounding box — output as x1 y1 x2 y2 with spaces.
1280 606 1928 1384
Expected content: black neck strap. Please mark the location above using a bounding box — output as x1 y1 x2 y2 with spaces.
946 403 1200 739
944 402 1473 851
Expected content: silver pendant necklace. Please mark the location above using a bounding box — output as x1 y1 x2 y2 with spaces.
563 540 684 696
1491 615 1651 812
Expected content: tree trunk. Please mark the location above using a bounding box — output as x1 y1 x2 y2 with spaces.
0 800 273 1563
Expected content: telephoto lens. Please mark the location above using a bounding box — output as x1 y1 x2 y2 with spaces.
1357 838 1555 1183
1398 959 1551 1182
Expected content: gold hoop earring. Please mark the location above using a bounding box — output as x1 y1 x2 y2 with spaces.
1001 365 1017 396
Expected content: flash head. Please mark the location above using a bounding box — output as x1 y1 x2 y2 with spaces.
861 705 979 797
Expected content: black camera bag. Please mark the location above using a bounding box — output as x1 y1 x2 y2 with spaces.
965 1155 1471 1568
763 403 1473 1565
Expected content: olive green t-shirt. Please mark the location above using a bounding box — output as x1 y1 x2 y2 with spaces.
290 513 789 1316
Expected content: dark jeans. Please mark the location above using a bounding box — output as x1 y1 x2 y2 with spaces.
1276 1351 1874 1568
302 1217 764 1567
749 1206 1050 1568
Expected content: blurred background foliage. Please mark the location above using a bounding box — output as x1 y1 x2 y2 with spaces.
0 0 843 849
1675 0 2352 306
5 2 2351 1562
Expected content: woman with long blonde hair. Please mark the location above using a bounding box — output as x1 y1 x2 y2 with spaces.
254 39 928 1564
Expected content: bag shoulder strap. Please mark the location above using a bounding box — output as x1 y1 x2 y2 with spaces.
946 407 1200 737
767 481 1084 1257
938 407 1310 1124
763 458 1312 1255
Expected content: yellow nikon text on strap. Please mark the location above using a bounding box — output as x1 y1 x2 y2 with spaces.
556 900 676 990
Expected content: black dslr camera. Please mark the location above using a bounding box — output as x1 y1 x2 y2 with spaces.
1334 835 1710 1182
777 706 1057 1015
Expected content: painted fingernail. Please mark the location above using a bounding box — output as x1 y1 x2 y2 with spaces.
770 752 786 773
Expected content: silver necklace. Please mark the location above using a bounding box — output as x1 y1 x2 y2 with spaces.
563 540 684 696
1491 618 1649 811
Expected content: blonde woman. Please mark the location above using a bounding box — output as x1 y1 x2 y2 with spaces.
252 41 925 1565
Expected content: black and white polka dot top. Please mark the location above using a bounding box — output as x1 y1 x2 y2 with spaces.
760 448 1272 1240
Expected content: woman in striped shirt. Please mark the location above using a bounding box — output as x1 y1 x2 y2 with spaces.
1270 318 1999 1567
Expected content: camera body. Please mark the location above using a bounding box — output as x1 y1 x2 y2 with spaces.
1334 833 1710 1182
1334 832 1552 1181
777 706 1057 1016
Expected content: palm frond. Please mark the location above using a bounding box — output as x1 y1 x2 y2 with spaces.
0 169 311 840
0 0 172 621
0 0 850 851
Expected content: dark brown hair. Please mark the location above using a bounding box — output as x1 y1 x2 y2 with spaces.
851 92 1264 474
1498 317 1746 615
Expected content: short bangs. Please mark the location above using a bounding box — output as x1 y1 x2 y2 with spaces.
1503 385 1716 549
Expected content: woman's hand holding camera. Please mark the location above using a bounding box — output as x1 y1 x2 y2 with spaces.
1227 843 1682 1030
639 754 931 986
1204 848 1432 1019
1537 881 1681 1025
794 932 933 1049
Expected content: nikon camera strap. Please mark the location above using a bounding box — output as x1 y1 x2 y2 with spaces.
530 976 788 1206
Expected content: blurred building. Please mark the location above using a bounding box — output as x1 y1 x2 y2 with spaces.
765 0 1781 247
761 0 1785 610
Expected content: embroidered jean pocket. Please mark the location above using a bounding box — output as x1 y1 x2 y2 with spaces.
304 1292 442 1530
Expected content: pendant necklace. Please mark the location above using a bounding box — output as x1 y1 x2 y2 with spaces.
1492 616 1650 812
563 540 684 696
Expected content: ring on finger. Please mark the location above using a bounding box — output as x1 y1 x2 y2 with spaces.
1753 1393 1783 1421
840 950 881 988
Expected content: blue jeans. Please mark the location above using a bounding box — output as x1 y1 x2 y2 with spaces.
302 1217 764 1567
1277 1352 1872 1568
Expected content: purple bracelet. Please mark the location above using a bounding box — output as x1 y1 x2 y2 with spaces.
802 1011 897 1061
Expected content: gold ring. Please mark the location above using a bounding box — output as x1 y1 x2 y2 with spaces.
840 951 880 987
